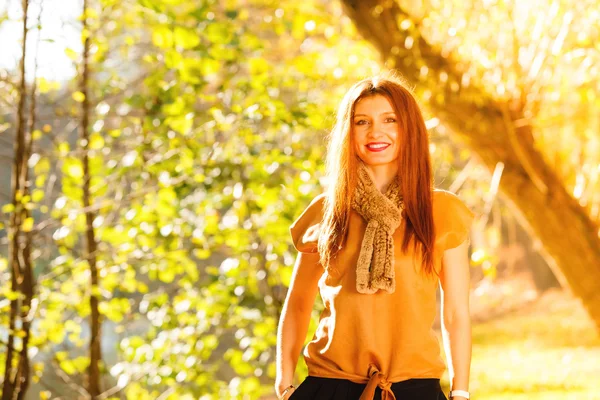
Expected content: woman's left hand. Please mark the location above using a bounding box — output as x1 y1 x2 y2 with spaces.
279 386 295 399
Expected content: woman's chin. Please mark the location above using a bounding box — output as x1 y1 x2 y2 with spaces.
359 157 397 166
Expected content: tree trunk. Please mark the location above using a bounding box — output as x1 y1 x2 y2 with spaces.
14 4 41 398
2 0 34 398
340 0 600 332
79 0 103 396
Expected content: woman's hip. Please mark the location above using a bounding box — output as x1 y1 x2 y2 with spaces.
289 375 448 400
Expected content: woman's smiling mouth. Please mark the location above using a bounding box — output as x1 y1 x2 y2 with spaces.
366 142 390 152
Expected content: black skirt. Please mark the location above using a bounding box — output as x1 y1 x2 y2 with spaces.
289 376 448 400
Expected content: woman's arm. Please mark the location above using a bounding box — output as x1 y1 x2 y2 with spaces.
439 239 472 400
275 251 323 398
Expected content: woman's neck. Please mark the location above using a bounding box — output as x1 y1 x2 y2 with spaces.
364 163 398 193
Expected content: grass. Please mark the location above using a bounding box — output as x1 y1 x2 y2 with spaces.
439 288 600 400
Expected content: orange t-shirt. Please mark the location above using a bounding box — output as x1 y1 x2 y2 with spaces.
289 189 475 399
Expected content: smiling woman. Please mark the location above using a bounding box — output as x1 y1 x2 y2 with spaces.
276 71 474 400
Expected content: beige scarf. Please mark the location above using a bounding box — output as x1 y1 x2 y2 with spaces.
351 160 404 294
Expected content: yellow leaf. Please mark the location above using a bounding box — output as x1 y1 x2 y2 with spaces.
60 360 76 375
98 301 109 314
194 249 211 260
137 282 148 293
2 203 14 213
4 289 23 300
165 49 183 69
72 91 85 103
38 78 51 94
65 160 84 179
89 133 104 149
249 58 269 75
166 114 193 134
35 175 46 187
152 27 173 48
201 59 220 76
162 98 185 116
22 217 34 232
58 142 70 155
60 280 74 295
32 189 44 202
91 286 102 297
174 26 200 49
83 8 98 19
55 351 68 361
65 48 78 60
81 28 90 43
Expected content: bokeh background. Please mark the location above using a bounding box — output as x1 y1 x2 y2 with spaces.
1 0 599 399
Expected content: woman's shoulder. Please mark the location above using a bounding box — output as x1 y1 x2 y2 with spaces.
433 188 469 207
292 193 327 222
433 188 460 201
289 193 327 253
306 192 328 209
432 188 475 249
432 188 473 214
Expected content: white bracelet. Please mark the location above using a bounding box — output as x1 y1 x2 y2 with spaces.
450 389 470 399
279 384 295 399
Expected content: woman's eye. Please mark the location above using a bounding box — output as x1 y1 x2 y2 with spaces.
355 119 368 125
385 118 397 123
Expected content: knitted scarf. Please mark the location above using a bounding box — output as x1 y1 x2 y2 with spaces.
351 160 404 295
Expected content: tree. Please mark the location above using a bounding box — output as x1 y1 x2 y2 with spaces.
77 0 103 395
2 0 36 398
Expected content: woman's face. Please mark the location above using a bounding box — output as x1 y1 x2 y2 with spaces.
352 94 400 166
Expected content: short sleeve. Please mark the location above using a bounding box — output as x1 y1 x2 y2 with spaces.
289 193 327 253
434 190 475 250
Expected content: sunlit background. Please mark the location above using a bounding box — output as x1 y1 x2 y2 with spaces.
1 0 599 399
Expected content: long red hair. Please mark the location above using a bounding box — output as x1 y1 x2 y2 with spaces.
317 71 437 277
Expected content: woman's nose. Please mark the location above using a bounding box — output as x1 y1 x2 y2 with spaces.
367 122 385 137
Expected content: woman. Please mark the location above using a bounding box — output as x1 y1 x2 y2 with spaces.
275 72 474 400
